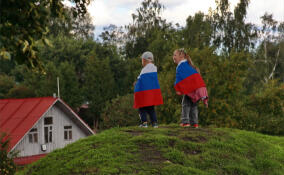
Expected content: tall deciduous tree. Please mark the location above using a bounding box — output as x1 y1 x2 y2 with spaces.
211 0 257 53
12 61 83 109
124 0 170 59
0 0 90 70
246 14 284 90
83 55 115 130
48 7 94 39
183 12 212 49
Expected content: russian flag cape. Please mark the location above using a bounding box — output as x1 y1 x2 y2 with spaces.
134 63 163 108
174 60 206 94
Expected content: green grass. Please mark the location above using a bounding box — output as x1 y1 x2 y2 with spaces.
17 124 284 175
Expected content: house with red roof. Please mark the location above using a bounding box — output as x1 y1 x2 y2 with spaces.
0 97 94 165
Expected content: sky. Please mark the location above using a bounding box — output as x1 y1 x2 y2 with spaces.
84 0 284 37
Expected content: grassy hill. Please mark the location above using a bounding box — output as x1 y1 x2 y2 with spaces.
17 125 284 175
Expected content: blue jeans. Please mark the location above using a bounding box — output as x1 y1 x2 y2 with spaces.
138 106 157 124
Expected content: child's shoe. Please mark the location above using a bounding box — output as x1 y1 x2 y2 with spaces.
152 122 158 128
193 124 199 128
139 122 148 128
180 123 190 127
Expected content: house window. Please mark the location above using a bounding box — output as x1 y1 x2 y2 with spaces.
28 128 38 143
44 117 53 125
44 117 53 143
64 126 72 140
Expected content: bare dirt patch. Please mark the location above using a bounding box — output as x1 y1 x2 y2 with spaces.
137 143 167 164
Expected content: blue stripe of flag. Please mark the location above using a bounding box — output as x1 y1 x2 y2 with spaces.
175 61 198 85
134 72 160 92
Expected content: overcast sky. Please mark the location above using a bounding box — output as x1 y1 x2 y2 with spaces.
84 0 284 37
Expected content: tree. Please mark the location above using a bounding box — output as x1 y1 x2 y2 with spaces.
6 85 36 99
183 12 212 49
0 74 15 99
13 62 83 109
100 94 139 129
123 0 170 59
210 0 257 53
246 14 284 91
48 7 94 39
0 133 17 175
0 0 90 70
258 14 283 83
37 35 97 84
83 55 115 130
57 62 83 108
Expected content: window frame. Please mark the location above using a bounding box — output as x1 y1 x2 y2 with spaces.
28 128 38 143
64 125 73 140
44 116 53 143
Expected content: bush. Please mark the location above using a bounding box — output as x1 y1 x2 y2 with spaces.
0 133 17 175
100 94 140 129
243 81 284 135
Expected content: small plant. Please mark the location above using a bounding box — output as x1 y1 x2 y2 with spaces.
0 133 17 175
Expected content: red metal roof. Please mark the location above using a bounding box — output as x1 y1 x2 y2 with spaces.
0 97 57 151
14 154 47 165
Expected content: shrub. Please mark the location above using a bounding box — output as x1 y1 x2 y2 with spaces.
100 94 140 129
0 133 17 175
243 80 284 135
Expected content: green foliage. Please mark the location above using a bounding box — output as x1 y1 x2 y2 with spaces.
0 74 15 99
0 0 283 137
157 55 181 124
47 7 94 39
100 94 139 129
0 133 17 175
188 49 250 128
124 0 170 59
17 126 284 175
243 80 284 135
0 0 90 70
211 0 257 53
183 12 212 49
83 55 116 129
157 47 252 128
6 85 36 99
37 35 97 82
11 61 82 108
0 59 15 75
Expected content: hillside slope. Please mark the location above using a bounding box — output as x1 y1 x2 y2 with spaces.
18 125 284 175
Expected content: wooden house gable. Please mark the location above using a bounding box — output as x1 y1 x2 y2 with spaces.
14 101 91 157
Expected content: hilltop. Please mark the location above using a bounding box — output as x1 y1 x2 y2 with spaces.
17 125 284 175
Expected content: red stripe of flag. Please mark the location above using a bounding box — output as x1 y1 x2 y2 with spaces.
134 89 163 108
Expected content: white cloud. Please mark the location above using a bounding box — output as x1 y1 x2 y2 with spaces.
161 0 216 26
87 0 140 27
87 0 284 36
246 0 284 25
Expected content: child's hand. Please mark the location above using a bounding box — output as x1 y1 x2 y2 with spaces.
133 81 137 86
204 101 208 108
176 91 182 95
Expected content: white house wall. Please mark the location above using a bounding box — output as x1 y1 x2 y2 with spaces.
14 104 87 157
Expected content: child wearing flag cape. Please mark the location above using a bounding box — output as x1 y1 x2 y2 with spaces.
173 48 208 128
134 51 163 128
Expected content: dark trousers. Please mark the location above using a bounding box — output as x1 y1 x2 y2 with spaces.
138 106 157 124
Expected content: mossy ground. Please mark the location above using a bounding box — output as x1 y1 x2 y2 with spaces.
17 124 284 175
